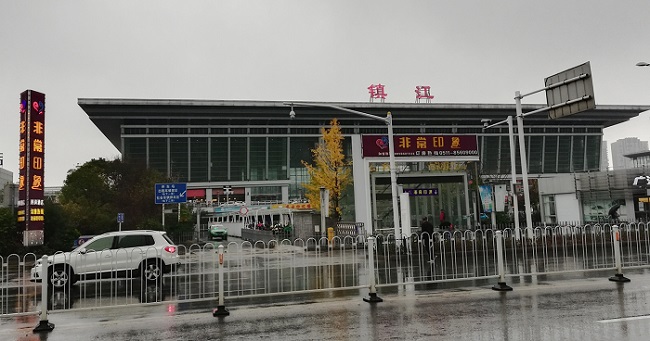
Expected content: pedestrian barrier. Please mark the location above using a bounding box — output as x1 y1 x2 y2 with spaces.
335 222 366 246
1 223 649 329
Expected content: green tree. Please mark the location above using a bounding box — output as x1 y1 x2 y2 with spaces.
59 158 169 235
43 198 77 251
301 118 352 222
0 207 21 256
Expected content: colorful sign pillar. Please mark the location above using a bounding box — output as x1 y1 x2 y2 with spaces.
18 90 46 246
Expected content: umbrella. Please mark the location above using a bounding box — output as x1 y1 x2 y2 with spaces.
608 204 620 218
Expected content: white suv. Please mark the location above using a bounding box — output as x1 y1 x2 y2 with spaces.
30 230 180 290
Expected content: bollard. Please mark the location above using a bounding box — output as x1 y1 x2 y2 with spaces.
33 255 55 332
492 231 513 291
363 237 383 303
609 225 631 283
212 245 230 316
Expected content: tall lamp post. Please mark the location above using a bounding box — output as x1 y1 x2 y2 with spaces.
285 102 402 248
483 117 522 240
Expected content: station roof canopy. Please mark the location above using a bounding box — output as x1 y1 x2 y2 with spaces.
78 98 650 150
624 150 650 159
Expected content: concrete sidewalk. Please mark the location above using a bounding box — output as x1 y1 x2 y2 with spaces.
4 270 650 341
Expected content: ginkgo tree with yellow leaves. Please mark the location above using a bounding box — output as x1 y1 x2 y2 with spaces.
301 118 352 222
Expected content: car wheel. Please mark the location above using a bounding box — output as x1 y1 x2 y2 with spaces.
49 266 72 291
141 259 163 283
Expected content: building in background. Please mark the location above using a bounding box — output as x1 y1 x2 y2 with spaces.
611 137 649 170
600 140 609 171
625 150 650 169
0 167 15 209
79 99 650 228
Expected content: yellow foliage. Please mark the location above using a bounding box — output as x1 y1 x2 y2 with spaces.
301 119 352 220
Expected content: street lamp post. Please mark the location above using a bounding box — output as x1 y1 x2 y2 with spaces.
515 92 534 237
483 116 521 240
285 102 402 248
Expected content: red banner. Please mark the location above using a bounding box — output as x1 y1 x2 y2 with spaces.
362 135 478 158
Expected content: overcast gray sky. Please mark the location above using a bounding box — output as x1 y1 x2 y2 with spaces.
2 0 650 186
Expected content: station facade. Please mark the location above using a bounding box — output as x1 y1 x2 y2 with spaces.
79 99 649 231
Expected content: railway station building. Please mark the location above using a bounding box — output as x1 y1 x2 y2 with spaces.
79 99 650 231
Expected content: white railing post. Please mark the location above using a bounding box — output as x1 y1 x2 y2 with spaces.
33 255 55 332
609 225 631 283
213 245 230 316
363 237 383 303
492 231 513 291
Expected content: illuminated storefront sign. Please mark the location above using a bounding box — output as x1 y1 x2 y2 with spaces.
18 90 45 246
404 188 439 196
361 135 478 158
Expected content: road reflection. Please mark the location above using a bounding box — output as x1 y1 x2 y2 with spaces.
47 280 169 311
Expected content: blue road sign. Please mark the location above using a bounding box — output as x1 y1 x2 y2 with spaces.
155 183 188 204
117 213 124 223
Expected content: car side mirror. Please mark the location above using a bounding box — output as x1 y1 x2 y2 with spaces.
78 248 87 255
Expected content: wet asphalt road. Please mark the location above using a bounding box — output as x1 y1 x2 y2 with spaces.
4 269 650 341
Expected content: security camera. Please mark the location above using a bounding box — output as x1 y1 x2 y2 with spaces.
289 107 296 119
481 119 492 128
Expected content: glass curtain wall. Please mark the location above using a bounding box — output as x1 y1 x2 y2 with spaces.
170 137 188 181
210 137 228 181
149 137 167 176
289 137 318 200
123 138 146 165
478 133 600 175
250 137 266 181
190 137 208 182
269 137 288 181
230 137 247 181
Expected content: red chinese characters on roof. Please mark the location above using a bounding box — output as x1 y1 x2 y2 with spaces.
368 84 387 102
415 86 434 103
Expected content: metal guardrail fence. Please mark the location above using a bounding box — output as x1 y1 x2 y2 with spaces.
1 223 649 320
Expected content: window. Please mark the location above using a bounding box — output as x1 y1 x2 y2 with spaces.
211 137 228 181
557 136 571 173
543 195 557 224
149 137 168 176
117 235 155 248
230 137 247 181
190 137 208 182
170 137 189 181
149 128 167 134
250 137 266 181
481 136 500 174
211 128 228 134
124 127 146 134
585 135 601 171
84 237 114 252
528 136 544 174
572 136 585 172
543 136 558 173
289 137 318 168
500 136 512 174
123 138 146 164
269 137 288 180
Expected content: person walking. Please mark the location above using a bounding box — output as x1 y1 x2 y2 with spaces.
420 217 434 257
439 209 448 228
